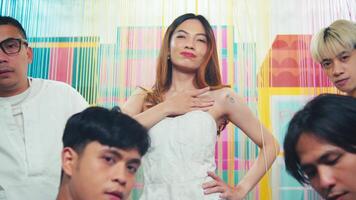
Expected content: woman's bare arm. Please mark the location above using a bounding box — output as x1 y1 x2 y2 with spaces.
203 88 280 199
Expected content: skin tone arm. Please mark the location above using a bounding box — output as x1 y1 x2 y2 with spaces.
202 89 280 200
122 87 214 129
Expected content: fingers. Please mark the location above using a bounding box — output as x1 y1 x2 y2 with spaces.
203 185 225 195
202 180 217 189
167 87 214 114
192 99 214 107
190 87 210 97
189 95 214 112
207 171 222 181
190 104 213 113
203 172 242 200
196 95 214 102
202 171 226 195
219 193 229 198
193 107 213 112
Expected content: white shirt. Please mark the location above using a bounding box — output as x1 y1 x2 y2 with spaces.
0 78 88 200
4 79 32 142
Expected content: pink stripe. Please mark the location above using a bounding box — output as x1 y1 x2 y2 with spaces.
221 59 228 84
125 58 156 87
49 48 73 84
222 28 227 49
126 28 162 50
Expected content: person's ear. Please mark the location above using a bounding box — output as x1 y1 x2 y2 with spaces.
26 47 33 64
61 147 78 177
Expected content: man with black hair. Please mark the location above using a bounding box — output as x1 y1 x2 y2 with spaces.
56 106 150 200
284 94 356 200
0 16 88 199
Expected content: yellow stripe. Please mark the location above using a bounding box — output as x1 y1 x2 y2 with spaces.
259 87 338 95
195 0 198 14
257 86 337 200
226 0 235 186
258 85 272 200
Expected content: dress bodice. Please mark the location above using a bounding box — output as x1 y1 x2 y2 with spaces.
140 110 221 200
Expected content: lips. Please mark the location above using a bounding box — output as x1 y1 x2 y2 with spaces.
0 68 13 76
327 191 348 200
180 51 196 58
105 191 123 200
334 78 349 88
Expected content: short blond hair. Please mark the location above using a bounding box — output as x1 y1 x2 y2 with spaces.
310 19 356 63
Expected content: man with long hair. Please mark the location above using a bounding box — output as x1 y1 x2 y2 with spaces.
284 94 356 200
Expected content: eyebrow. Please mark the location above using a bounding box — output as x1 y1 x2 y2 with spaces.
104 149 122 158
127 158 141 165
321 50 351 63
104 148 141 164
175 30 207 37
337 50 351 56
0 37 26 43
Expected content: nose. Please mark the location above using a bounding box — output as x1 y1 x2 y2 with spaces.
331 59 345 77
184 37 195 50
112 164 127 186
317 166 336 192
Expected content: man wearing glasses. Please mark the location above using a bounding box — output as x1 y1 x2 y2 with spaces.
0 16 88 200
310 19 356 97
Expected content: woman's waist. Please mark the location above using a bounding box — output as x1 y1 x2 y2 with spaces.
143 175 214 186
140 176 221 200
142 163 216 184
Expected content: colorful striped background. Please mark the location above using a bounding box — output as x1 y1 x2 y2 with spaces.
1 0 355 199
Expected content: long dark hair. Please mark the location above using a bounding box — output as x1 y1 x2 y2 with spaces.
145 13 226 107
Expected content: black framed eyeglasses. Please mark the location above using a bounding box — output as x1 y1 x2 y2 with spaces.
0 38 28 55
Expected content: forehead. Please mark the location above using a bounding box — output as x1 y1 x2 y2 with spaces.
0 25 24 41
174 19 206 35
296 134 339 163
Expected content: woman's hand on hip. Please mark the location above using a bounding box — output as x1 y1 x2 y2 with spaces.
202 171 247 200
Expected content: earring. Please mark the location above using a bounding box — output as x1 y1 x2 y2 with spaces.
167 55 170 60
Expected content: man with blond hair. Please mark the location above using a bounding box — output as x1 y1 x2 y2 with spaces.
310 19 356 97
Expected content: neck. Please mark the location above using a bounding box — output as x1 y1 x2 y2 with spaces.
56 183 73 200
0 78 30 97
349 90 356 98
170 68 197 92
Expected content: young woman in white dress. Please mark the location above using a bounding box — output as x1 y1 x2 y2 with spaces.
123 13 280 200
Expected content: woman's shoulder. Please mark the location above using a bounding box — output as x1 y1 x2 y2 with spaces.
122 87 149 115
125 87 149 103
132 87 149 96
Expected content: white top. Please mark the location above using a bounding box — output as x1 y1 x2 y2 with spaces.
0 78 88 200
140 110 221 200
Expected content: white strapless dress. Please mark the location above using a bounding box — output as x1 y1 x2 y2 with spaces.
139 110 221 200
